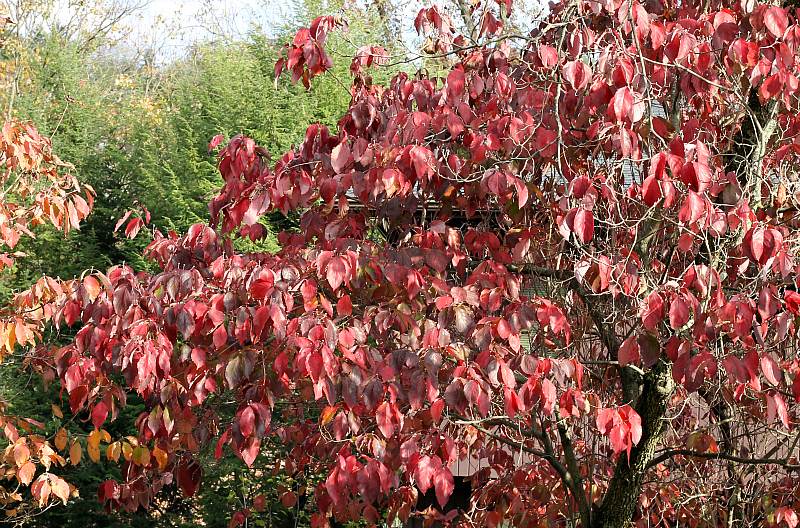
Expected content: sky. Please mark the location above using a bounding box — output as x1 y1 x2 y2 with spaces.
136 0 282 47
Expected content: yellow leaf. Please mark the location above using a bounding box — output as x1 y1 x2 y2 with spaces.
51 405 63 419
69 440 81 466
54 428 68 451
4 322 14 352
100 429 111 443
122 441 132 461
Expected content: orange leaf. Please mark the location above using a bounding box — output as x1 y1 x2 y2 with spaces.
51 404 63 419
4 422 18 442
106 441 120 463
31 475 50 506
17 461 35 485
13 443 29 466
320 405 338 426
69 440 81 466
87 430 101 463
83 276 100 302
87 429 101 450
4 322 15 353
49 475 70 505
54 428 68 451
122 441 133 461
152 446 168 470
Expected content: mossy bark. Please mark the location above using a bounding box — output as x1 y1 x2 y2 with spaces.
591 360 674 528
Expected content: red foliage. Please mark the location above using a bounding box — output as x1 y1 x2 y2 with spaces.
15 0 800 526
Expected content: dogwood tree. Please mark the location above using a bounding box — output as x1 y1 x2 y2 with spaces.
11 0 800 526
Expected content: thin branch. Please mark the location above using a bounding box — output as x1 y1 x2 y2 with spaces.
557 421 592 528
647 449 800 470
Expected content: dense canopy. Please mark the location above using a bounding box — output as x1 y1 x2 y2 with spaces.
6 0 800 527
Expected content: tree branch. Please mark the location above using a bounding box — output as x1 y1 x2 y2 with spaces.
646 449 800 470
558 421 592 528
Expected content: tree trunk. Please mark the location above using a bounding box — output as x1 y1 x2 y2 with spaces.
591 359 674 528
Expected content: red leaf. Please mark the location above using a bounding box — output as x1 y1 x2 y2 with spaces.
125 218 144 239
669 296 690 329
415 455 437 495
92 402 108 430
640 292 665 331
425 249 449 272
293 27 310 46
326 257 348 291
238 406 255 438
534 128 558 157
446 112 464 137
215 430 229 460
760 353 783 386
336 295 352 316
621 405 642 445
562 60 592 91
678 191 704 225
376 402 394 438
114 210 132 233
18 461 35 485
434 465 454 507
618 335 640 367
608 421 629 455
31 475 51 506
83 275 101 301
331 141 351 173
777 507 800 528
49 475 70 505
573 208 594 244
213 325 228 350
744 226 780 264
638 333 661 369
253 494 266 512
759 286 779 321
208 134 224 152
463 380 481 405
538 45 558 67
760 73 783 101
446 69 466 100
597 408 618 434
786 290 800 314
540 378 557 414
775 393 790 429
765 6 788 38
320 178 337 203
611 87 633 121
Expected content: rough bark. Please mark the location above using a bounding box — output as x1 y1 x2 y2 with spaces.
591 359 675 528
454 0 478 42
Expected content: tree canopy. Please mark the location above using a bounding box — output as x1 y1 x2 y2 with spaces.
6 0 800 527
